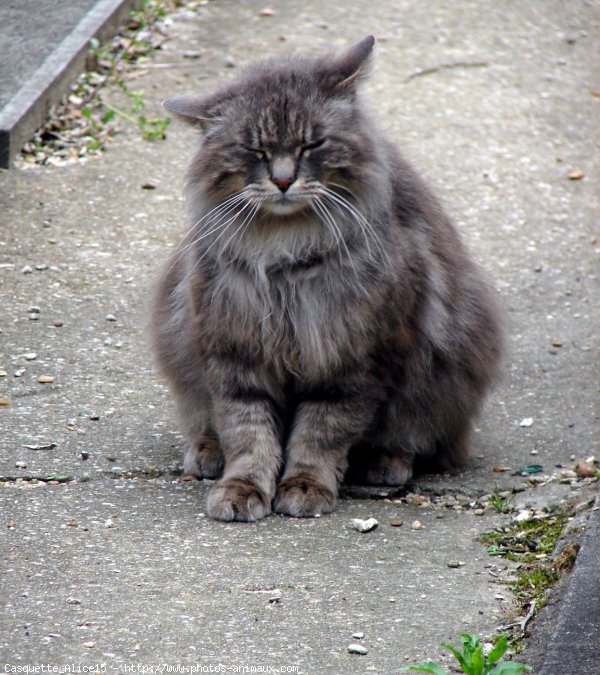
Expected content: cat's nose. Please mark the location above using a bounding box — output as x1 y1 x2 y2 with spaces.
272 176 294 192
270 156 296 193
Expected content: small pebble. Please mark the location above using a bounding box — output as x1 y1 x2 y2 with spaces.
259 7 275 16
411 520 422 530
15 460 27 469
14 368 26 377
35 263 49 271
53 319 64 327
29 313 40 321
268 590 282 603
348 643 368 655
0 370 7 377
352 632 365 639
89 413 100 421
83 641 96 649
513 509 533 523
22 265 33 274
37 375 54 384
106 314 117 322
28 306 41 313
23 353 37 361
80 452 89 461
66 597 82 605
22 443 56 450
351 517 379 533
519 418 534 428
390 519 404 527
576 461 596 478
406 493 429 506
447 561 461 568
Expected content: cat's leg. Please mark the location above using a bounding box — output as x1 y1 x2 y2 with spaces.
183 436 223 479
345 397 420 486
206 369 283 522
348 392 473 485
274 390 377 517
172 385 223 479
346 445 414 486
420 422 472 473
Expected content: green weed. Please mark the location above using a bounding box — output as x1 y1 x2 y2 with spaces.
489 490 516 514
401 633 531 674
19 0 177 165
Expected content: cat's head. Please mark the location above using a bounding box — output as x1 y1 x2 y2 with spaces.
163 37 380 220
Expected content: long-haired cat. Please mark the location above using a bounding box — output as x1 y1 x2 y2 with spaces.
151 36 503 522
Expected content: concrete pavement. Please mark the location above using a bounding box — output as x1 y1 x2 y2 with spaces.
1 1 599 672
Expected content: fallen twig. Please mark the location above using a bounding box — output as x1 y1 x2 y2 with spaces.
127 61 200 69
498 599 537 632
405 60 489 82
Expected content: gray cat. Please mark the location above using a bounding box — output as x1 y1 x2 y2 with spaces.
151 36 504 522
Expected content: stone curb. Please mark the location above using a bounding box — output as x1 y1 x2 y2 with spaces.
0 0 140 169
538 498 600 674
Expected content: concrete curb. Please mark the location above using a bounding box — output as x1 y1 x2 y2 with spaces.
0 0 140 169
538 499 600 675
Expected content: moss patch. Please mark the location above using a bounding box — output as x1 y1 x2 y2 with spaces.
481 501 584 650
482 510 569 564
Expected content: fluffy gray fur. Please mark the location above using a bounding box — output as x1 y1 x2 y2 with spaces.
151 36 504 521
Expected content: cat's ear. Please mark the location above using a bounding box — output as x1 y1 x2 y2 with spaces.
320 35 375 94
162 95 215 130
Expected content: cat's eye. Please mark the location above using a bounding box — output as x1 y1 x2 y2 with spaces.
243 146 267 160
300 138 326 156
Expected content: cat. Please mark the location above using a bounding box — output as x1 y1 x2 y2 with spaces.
151 36 504 522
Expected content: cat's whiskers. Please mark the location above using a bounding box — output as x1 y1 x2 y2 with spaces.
309 200 344 269
219 200 264 259
186 192 254 243
184 199 257 277
310 197 359 280
325 183 387 256
324 191 373 257
164 191 250 270
321 186 390 265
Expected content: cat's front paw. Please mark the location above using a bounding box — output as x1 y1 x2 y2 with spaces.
274 474 337 518
207 478 272 522
183 438 223 479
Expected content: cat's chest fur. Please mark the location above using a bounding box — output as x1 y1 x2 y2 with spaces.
202 251 373 380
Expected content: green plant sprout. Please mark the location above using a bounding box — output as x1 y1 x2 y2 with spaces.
19 0 174 165
400 633 532 675
488 490 516 514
